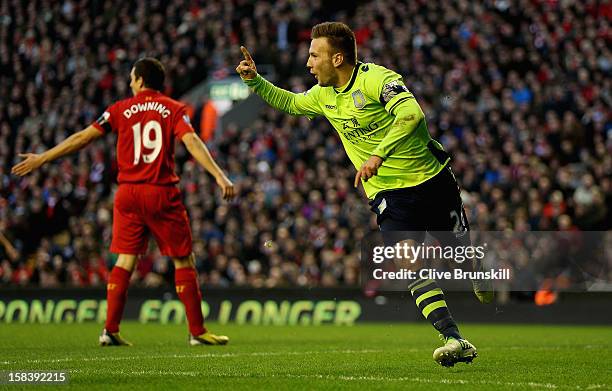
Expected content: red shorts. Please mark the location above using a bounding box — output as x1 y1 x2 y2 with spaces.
111 183 192 258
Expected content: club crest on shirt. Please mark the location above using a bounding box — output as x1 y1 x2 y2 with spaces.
352 89 366 109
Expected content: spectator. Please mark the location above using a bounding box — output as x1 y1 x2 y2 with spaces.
1 0 610 288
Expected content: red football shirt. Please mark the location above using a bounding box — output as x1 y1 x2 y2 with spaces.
92 89 194 185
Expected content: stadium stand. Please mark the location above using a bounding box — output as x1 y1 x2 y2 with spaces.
0 0 610 289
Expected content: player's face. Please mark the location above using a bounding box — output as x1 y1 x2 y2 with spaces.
307 38 338 87
129 68 143 95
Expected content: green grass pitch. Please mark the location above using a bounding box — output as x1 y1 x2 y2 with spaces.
1 322 610 390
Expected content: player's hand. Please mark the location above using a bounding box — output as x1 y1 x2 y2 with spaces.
236 46 257 80
354 155 383 187
11 153 45 176
216 174 236 200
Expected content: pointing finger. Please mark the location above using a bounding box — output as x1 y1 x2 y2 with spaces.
240 46 253 63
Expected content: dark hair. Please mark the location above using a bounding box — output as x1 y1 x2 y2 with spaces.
133 57 165 91
311 22 357 65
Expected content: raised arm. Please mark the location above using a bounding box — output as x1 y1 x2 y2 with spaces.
181 132 235 200
11 125 102 176
236 46 322 118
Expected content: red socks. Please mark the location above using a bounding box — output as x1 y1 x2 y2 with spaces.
175 267 206 336
105 265 206 336
105 266 131 333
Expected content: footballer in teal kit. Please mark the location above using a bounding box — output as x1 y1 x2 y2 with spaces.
237 21 493 367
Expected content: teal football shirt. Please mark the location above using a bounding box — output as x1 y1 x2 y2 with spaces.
244 62 449 199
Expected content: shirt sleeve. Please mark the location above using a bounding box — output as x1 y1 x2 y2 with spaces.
91 104 117 134
244 75 323 119
174 107 196 139
363 65 414 116
371 98 425 160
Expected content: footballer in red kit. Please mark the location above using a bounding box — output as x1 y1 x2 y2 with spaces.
93 87 195 258
12 58 234 347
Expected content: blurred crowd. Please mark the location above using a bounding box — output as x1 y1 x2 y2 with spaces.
0 0 610 289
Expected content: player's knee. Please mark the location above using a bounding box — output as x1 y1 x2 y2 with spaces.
116 254 138 272
172 253 195 269
391 239 422 271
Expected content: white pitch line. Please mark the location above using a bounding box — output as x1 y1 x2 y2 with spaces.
280 374 561 389
117 370 199 377
72 369 608 390
502 345 604 351
3 345 606 366
0 349 387 365
4 355 607 390
222 373 607 390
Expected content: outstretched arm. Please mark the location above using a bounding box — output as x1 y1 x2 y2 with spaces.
236 46 322 118
11 125 102 176
181 132 235 200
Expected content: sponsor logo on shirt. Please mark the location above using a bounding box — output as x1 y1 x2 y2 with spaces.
340 117 380 144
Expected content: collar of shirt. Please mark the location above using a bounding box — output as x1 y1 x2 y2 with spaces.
136 89 161 97
334 62 362 94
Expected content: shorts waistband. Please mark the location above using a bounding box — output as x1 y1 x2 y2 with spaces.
118 183 179 193
371 167 453 201
118 182 178 187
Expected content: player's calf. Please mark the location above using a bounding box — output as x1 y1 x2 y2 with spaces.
471 258 494 304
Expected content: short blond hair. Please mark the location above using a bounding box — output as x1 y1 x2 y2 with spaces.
311 22 357 65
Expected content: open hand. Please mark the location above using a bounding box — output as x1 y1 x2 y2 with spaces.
216 175 236 200
11 153 45 176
